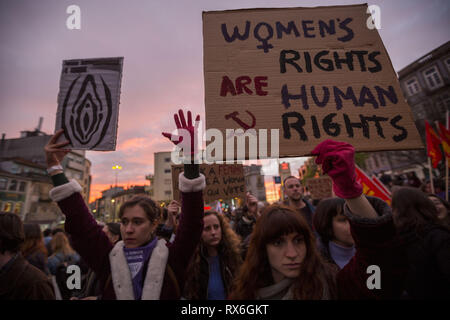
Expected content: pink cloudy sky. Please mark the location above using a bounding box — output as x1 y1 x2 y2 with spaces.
0 0 449 202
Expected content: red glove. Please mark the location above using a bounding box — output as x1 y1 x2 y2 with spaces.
311 139 363 199
162 109 200 157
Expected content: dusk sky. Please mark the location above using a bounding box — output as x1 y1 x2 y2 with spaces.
1 0 449 202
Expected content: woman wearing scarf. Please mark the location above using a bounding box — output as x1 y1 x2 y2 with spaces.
44 110 205 300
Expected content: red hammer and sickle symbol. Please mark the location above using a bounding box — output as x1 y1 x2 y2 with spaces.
224 110 256 130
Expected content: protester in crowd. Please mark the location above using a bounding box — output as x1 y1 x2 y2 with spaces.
46 228 64 255
427 193 450 226
282 176 315 230
45 110 205 300
234 192 260 259
103 222 122 244
183 211 242 299
420 180 432 194
73 222 122 300
21 223 50 275
433 179 450 201
379 171 393 190
392 187 450 299
156 200 180 242
0 212 55 299
234 192 258 240
312 198 355 269
406 172 421 188
47 232 81 275
229 140 405 299
43 228 52 248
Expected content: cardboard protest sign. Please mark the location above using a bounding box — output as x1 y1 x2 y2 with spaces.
203 4 423 159
55 57 124 150
172 164 246 203
306 176 333 200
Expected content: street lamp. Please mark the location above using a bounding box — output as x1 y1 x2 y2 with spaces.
112 165 122 188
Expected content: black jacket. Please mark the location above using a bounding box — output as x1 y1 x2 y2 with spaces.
399 224 450 299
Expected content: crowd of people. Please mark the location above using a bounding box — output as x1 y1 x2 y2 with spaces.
1 110 449 300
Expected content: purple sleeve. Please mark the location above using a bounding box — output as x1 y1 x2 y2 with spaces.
57 192 113 276
167 190 204 289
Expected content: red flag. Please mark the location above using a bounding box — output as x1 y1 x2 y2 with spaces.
437 121 450 159
355 165 391 204
425 121 443 168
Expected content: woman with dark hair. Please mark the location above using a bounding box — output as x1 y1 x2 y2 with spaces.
427 193 450 226
103 222 122 244
313 198 355 269
391 187 450 299
0 212 55 299
229 140 406 300
21 223 50 275
183 211 242 300
44 110 205 300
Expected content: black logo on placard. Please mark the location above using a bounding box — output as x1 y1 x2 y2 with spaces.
61 74 112 148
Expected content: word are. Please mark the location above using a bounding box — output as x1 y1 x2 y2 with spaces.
221 18 354 53
282 112 407 142
280 50 382 74
66 5 81 30
282 84 398 110
220 76 268 96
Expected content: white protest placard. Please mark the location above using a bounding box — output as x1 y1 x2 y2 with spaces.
203 4 423 159
55 57 124 150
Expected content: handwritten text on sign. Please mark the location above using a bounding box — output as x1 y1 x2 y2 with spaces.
172 164 246 203
203 5 422 158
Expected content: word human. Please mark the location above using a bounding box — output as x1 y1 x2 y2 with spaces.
221 18 354 53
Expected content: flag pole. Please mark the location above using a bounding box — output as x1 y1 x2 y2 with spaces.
446 110 449 201
428 157 435 194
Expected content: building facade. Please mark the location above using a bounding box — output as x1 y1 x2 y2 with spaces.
363 41 450 177
0 159 62 228
243 164 266 201
151 151 174 202
0 128 92 203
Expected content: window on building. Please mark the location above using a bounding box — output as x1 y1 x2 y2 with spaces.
164 169 171 173
423 66 443 90
165 157 171 162
406 78 420 96
18 181 26 192
14 202 22 214
0 178 7 190
8 180 17 191
165 190 171 196
164 179 171 185
445 57 450 72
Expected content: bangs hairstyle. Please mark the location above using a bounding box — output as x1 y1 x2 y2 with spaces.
118 195 160 223
313 198 346 245
259 205 311 245
230 205 335 300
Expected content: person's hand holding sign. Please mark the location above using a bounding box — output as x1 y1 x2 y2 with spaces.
44 129 70 175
